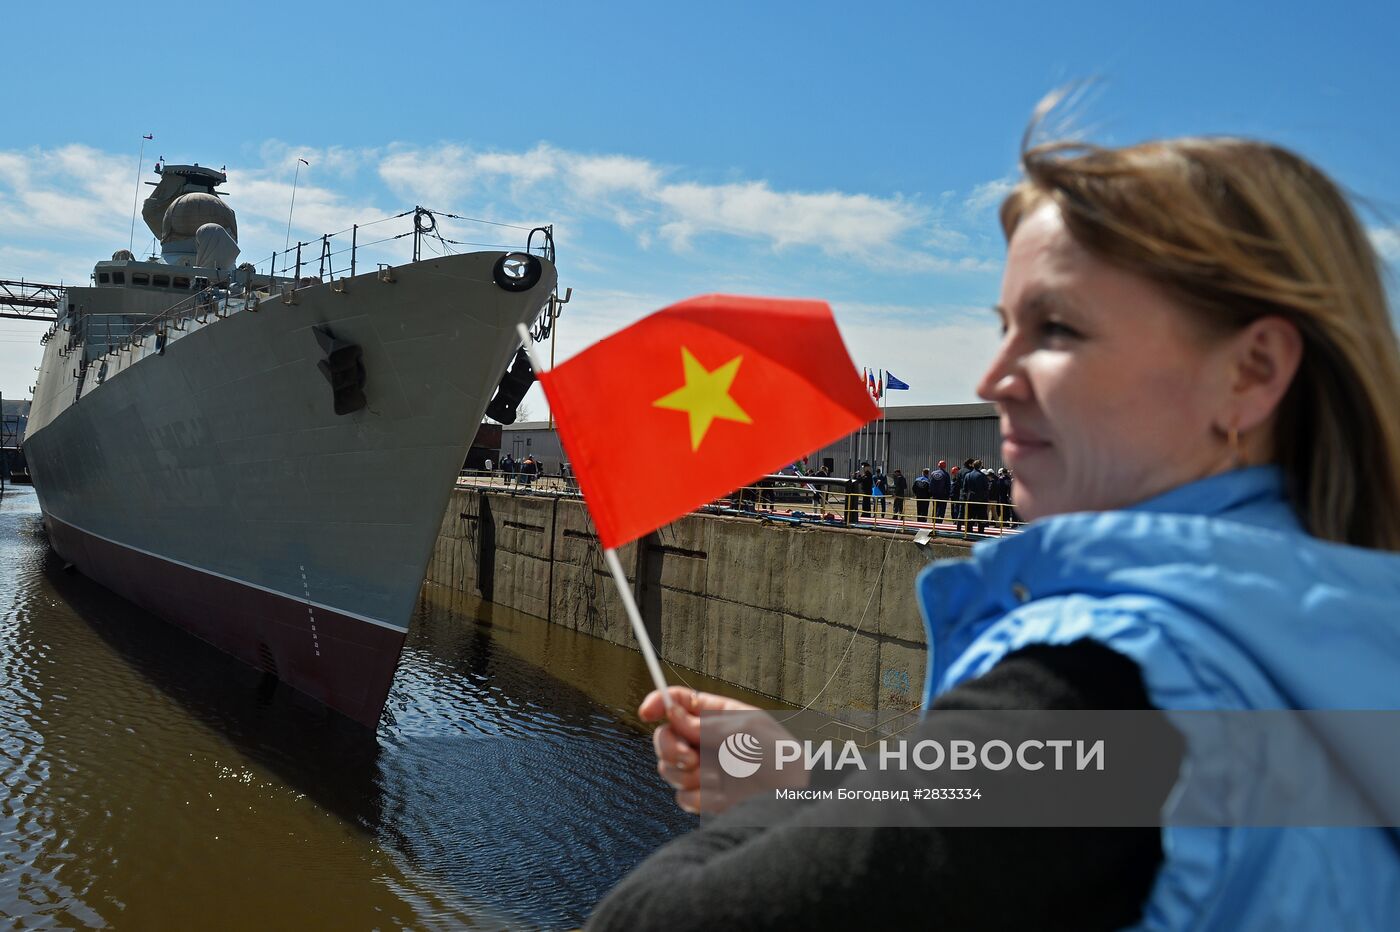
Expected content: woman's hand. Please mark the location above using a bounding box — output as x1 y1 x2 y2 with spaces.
640 687 805 814
641 688 757 810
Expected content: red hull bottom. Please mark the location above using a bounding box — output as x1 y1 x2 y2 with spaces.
45 515 405 728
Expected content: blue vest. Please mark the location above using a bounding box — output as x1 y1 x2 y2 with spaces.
916 467 1400 930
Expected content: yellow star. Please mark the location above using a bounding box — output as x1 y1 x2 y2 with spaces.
653 346 753 451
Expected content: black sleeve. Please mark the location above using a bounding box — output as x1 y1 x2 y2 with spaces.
587 639 1173 932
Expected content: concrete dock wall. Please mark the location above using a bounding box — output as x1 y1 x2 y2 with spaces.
430 488 970 715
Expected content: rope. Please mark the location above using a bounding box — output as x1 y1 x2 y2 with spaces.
423 209 535 232
439 237 525 250
317 208 414 240
778 534 894 721
259 206 541 276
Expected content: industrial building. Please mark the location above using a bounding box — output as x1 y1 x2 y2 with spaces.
494 402 1002 477
808 402 1003 476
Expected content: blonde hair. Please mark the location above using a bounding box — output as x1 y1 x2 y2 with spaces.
1000 119 1400 550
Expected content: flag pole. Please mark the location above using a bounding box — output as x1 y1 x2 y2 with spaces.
871 367 877 467
851 369 862 467
865 367 873 467
880 370 887 472
128 133 152 253
882 370 888 472
516 323 674 713
875 369 883 472
285 157 309 253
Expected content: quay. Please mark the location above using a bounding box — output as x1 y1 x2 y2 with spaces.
430 482 979 714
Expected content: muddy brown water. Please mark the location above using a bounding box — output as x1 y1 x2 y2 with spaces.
0 484 765 929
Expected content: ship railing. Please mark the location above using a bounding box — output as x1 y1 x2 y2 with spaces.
56 312 143 359
115 286 221 352
450 470 1027 540
249 206 555 292
104 206 556 359
87 312 143 348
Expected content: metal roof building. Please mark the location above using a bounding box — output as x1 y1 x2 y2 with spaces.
499 420 566 468
807 402 1003 477
496 402 1003 477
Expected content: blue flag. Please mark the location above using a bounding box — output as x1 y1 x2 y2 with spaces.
885 372 910 390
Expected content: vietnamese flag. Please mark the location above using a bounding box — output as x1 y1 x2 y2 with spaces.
539 295 878 549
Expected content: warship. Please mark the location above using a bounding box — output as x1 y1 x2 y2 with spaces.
23 162 555 726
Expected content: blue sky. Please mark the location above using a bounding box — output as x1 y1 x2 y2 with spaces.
2 0 1397 412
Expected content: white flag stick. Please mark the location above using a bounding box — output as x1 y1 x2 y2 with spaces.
603 547 674 713
515 323 674 713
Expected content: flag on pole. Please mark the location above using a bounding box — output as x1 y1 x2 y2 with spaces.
539 294 879 549
885 372 910 390
866 367 877 398
877 370 885 400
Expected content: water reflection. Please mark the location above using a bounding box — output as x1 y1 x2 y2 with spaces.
0 485 762 929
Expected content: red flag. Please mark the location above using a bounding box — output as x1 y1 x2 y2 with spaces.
539 295 878 549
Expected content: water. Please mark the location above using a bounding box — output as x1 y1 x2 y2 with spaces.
0 484 754 929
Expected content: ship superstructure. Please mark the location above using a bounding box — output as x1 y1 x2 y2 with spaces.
23 162 556 726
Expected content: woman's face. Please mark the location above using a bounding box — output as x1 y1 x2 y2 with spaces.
978 203 1234 521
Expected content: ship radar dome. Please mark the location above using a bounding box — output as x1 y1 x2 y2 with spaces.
194 222 241 270
163 192 238 243
111 249 135 261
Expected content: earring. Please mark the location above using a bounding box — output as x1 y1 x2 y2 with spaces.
1227 424 1244 469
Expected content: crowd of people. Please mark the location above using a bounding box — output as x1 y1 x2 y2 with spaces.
845 458 1018 532
479 451 1019 535
481 453 574 488
492 452 542 487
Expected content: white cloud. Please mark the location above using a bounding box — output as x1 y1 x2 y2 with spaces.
0 145 133 245
0 152 30 188
379 144 481 206
232 175 386 240
963 176 1017 216
474 147 560 186
0 244 95 283
653 181 921 261
379 144 660 206
1370 226 1400 263
255 141 380 180
0 140 1223 302
372 142 998 269
567 153 662 198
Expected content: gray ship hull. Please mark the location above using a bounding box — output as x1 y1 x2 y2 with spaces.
24 252 554 725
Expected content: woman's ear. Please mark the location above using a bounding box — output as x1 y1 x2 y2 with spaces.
1218 315 1304 434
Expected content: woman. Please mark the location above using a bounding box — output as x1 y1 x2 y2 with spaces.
588 118 1400 930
